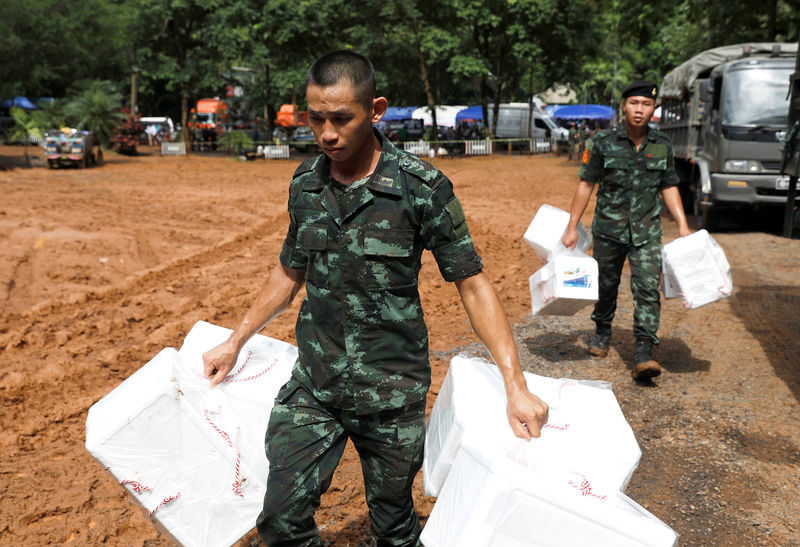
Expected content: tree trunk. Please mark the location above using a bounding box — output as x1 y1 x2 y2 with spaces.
480 76 489 139
527 69 534 140
292 88 298 127
767 0 777 41
417 47 437 140
181 86 190 154
490 80 504 139
264 64 275 135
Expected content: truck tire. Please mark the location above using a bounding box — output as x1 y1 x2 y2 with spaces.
692 182 718 231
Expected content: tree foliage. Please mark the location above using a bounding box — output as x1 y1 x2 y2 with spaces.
2 0 798 136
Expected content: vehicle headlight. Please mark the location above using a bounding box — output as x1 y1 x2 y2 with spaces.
724 160 761 173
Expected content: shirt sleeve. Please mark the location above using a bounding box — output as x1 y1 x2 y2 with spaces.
279 183 308 270
577 138 602 183
661 143 680 189
420 174 484 282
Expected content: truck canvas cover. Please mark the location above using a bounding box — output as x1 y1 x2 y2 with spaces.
660 42 797 99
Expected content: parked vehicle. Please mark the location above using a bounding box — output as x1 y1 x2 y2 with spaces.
140 116 176 142
190 98 228 150
44 129 97 168
291 126 317 153
487 102 568 150
659 43 797 229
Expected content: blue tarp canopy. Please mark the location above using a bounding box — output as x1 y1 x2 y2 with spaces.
383 106 418 121
455 105 483 123
2 96 37 110
551 104 615 120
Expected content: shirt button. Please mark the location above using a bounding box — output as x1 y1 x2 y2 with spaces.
403 158 411 166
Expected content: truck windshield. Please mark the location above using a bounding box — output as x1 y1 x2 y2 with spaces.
722 67 791 127
196 113 215 123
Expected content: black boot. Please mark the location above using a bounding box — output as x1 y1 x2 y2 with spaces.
632 338 661 380
588 326 611 358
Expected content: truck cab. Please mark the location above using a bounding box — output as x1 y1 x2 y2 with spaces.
660 43 796 228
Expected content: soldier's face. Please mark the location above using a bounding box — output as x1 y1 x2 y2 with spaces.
622 96 656 129
306 81 384 164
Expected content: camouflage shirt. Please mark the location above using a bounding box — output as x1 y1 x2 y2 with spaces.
578 124 678 245
280 130 483 413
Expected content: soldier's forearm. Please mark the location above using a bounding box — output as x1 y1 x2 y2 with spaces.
229 264 305 350
662 186 691 234
566 180 595 228
455 273 527 391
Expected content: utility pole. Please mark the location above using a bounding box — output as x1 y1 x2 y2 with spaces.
131 64 140 116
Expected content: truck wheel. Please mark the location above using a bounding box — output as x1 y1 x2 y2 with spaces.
47 159 55 169
692 183 718 231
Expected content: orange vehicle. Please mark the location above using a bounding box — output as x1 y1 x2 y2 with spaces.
190 98 228 149
274 104 307 127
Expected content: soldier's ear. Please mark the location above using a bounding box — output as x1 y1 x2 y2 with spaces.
371 97 388 124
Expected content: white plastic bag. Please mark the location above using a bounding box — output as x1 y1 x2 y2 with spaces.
523 204 592 262
529 254 599 316
86 321 296 547
662 229 733 309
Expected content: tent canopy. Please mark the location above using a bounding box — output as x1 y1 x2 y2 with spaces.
383 106 418 121
2 96 37 110
455 105 483 123
551 104 615 120
412 105 468 128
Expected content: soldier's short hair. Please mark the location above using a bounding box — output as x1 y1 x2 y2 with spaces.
306 50 376 108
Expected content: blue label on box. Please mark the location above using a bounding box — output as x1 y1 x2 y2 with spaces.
562 268 593 288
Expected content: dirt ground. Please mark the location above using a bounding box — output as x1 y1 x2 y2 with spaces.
1 143 798 546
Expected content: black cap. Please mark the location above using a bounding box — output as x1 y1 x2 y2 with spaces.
622 80 658 100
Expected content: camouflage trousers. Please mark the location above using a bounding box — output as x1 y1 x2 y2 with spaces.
256 377 425 547
591 235 661 344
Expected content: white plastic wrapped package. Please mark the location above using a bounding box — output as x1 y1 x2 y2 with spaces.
85 321 297 547
423 354 641 499
523 204 592 262
661 229 733 309
420 440 677 547
529 254 599 316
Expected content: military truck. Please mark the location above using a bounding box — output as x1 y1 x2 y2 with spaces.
659 43 797 229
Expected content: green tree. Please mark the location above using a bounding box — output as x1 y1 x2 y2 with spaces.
7 108 45 166
63 80 126 161
129 0 236 148
0 0 127 100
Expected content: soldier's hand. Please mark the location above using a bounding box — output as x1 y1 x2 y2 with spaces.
203 339 240 388
506 386 549 441
561 227 579 250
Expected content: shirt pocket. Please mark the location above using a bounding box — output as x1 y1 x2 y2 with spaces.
362 227 416 290
297 222 329 287
602 154 630 187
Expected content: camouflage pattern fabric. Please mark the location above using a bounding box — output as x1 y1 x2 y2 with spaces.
257 378 425 546
578 124 678 246
591 230 662 344
279 128 483 413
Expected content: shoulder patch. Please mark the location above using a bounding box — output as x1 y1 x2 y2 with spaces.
398 151 439 186
292 156 319 179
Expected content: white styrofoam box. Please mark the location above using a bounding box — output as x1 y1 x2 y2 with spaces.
523 204 592 262
662 229 733 309
420 439 677 547
86 321 297 547
423 354 641 498
530 254 599 316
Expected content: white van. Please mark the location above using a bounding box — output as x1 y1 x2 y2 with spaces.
487 103 568 147
140 116 176 142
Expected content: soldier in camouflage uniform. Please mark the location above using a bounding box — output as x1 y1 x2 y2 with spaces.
562 80 691 381
203 50 549 546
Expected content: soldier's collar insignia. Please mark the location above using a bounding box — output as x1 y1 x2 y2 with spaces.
375 175 394 187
